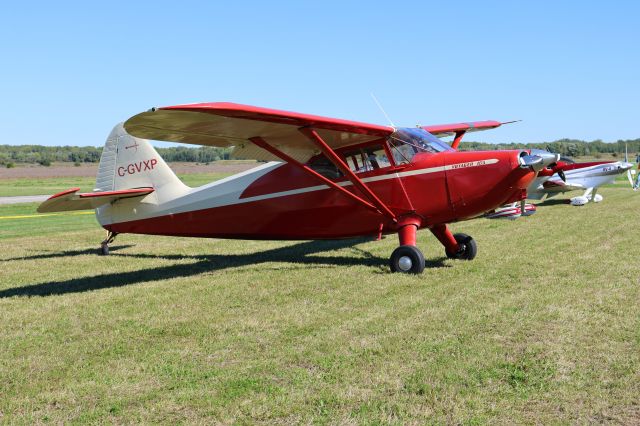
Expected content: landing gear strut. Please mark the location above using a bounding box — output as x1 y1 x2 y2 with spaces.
431 224 477 261
100 231 118 255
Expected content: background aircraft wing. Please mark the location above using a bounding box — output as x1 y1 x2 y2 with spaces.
124 103 394 163
541 179 585 193
422 120 515 138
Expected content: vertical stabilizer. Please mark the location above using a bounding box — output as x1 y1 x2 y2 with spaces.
95 123 189 202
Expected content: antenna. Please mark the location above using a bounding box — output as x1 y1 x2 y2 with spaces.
370 93 395 127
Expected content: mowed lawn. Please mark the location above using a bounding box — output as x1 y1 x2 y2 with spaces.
0 172 232 197
1 189 639 423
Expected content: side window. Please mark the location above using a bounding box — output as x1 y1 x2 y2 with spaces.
342 145 391 173
389 139 418 164
363 146 392 169
307 154 343 179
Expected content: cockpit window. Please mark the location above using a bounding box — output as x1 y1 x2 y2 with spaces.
342 144 392 174
559 156 575 164
388 127 453 164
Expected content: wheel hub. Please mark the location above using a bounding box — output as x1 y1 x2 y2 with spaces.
398 256 413 271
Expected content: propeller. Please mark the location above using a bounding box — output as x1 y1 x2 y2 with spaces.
544 158 567 182
519 150 559 172
558 170 566 182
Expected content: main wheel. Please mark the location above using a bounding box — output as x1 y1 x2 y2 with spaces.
390 245 425 274
100 243 109 256
445 233 477 260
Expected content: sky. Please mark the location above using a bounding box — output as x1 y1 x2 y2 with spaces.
0 1 638 147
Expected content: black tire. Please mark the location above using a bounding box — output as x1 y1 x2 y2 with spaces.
445 233 477 260
100 243 109 256
389 245 425 274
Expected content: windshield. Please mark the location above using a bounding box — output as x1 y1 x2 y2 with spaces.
388 127 453 164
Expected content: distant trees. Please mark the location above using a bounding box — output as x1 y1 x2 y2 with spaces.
0 145 102 165
0 145 231 165
458 138 640 158
1 138 639 166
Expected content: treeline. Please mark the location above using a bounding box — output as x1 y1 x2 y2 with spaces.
0 145 231 166
1 138 639 166
459 138 640 158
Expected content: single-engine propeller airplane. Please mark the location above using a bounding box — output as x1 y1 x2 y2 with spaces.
38 102 559 273
527 156 634 206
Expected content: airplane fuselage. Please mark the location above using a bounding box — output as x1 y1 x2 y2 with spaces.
100 149 536 240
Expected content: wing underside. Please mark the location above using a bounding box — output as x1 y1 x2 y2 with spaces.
124 103 394 163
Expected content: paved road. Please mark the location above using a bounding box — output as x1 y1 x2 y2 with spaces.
0 195 50 205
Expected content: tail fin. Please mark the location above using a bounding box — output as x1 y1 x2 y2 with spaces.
96 123 189 201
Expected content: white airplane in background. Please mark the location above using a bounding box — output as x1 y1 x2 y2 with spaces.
528 155 634 206
486 152 635 219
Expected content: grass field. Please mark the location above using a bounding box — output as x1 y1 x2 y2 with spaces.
1 184 639 423
0 173 233 197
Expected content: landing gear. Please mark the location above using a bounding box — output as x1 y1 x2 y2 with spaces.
431 225 477 261
445 233 477 260
390 220 425 274
99 231 118 255
388 221 478 273
389 245 425 274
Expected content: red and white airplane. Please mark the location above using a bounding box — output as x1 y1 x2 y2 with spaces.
527 156 634 205
38 103 558 273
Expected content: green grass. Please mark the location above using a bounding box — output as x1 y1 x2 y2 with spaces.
0 173 233 197
0 203 98 239
0 188 639 423
0 176 98 197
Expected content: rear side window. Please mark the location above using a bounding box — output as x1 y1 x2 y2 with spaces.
307 155 343 179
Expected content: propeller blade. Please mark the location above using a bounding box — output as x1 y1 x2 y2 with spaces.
627 169 634 187
558 170 566 182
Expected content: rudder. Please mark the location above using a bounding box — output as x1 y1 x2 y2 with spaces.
96 123 189 201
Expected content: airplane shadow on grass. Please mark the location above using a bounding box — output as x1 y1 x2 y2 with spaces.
537 198 571 207
1 238 449 298
4 245 136 261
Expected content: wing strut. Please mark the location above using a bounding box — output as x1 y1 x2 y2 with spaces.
299 127 397 222
451 131 466 150
248 136 380 214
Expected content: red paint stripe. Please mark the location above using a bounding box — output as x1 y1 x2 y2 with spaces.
47 187 80 200
78 187 154 198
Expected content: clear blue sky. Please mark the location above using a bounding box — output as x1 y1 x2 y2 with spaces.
1 1 638 147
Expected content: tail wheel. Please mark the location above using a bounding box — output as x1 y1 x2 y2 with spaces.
445 233 477 260
390 245 425 274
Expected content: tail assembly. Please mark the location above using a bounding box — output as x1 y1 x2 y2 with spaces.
38 123 189 213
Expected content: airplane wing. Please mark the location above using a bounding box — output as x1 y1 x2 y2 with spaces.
37 187 154 213
124 103 394 163
541 179 585 193
422 120 512 138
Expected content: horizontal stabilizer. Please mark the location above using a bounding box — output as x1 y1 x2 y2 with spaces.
37 187 154 213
